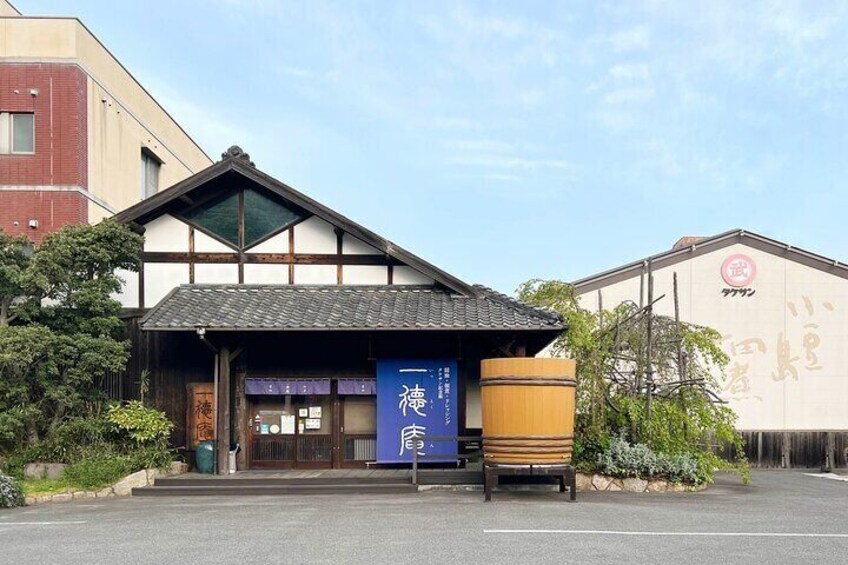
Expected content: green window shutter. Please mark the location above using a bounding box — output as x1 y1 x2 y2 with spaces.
183 192 240 247
243 188 305 247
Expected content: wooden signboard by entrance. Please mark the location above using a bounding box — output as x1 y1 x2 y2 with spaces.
186 383 215 448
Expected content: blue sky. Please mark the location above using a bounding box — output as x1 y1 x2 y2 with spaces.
17 1 848 293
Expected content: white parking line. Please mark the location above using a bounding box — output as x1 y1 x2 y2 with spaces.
805 473 848 483
484 530 848 538
0 521 87 526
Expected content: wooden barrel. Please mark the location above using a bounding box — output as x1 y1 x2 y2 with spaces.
481 358 576 465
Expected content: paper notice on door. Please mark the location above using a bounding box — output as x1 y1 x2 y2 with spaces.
280 414 296 435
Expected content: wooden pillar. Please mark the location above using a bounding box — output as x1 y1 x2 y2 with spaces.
216 346 231 475
781 432 791 469
825 432 835 472
235 370 248 471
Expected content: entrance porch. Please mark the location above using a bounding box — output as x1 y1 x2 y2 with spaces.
132 467 485 496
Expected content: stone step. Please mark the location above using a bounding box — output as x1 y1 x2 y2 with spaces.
155 476 410 487
132 483 418 496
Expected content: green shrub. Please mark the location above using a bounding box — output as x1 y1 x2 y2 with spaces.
597 437 703 484
62 453 134 490
126 445 174 471
0 472 25 508
107 401 173 445
1 443 60 478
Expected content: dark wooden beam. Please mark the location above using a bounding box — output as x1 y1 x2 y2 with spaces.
288 228 295 284
234 370 247 471
142 252 403 265
216 347 231 475
143 252 240 263
238 191 245 283
335 228 344 285
138 260 145 309
188 227 195 284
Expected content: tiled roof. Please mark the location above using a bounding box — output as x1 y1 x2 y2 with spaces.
140 284 565 332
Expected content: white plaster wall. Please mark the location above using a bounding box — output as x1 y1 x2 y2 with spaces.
194 230 234 252
195 264 239 284
572 243 848 431
144 263 188 307
245 230 290 254
393 266 433 285
343 265 388 285
244 264 290 284
142 215 189 252
343 235 380 255
294 265 336 284
293 217 336 254
112 268 139 308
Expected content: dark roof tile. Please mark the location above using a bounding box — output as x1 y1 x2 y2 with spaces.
140 284 564 332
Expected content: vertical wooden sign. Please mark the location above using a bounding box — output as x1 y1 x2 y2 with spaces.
186 383 215 448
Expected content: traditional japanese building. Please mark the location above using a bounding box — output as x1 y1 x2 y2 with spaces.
114 146 564 473
568 230 848 468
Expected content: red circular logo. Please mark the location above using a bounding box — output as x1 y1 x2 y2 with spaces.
721 254 756 287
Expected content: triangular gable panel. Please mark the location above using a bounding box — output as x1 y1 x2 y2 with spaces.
114 149 474 295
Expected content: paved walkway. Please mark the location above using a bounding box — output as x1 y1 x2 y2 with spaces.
1 471 846 564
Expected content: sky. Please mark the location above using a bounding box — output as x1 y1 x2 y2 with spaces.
15 0 848 293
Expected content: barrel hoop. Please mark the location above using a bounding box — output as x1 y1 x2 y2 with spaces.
484 446 573 454
483 435 574 441
485 456 572 464
480 377 576 387
484 441 573 449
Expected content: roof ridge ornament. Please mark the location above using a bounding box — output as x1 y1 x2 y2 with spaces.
221 145 255 167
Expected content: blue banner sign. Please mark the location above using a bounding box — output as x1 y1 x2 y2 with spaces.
376 359 458 464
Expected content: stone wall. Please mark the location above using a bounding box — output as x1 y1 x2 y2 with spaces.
576 473 706 493
24 462 187 506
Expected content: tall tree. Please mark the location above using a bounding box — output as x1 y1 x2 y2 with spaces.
0 221 142 450
0 231 31 327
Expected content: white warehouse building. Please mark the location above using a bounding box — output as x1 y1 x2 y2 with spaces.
570 229 848 469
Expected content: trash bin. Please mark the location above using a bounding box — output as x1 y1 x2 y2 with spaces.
196 440 216 474
228 444 240 474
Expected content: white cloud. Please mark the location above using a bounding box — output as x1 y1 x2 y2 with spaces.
608 63 650 81
603 86 655 105
607 25 652 52
448 155 573 171
443 139 513 152
485 173 522 182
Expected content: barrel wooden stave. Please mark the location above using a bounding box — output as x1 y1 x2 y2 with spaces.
481 358 576 466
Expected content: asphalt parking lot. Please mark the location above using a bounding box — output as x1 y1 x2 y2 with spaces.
1 470 846 564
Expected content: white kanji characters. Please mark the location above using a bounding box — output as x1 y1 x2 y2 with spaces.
399 424 427 457
398 384 427 417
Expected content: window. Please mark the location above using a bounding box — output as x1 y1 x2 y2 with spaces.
141 149 161 199
180 187 307 249
0 112 35 154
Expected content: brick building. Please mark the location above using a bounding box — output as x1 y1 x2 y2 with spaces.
0 0 211 243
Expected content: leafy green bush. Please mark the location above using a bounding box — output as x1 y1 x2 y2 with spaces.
0 472 25 508
62 453 134 490
107 401 174 445
517 279 751 486
597 437 702 484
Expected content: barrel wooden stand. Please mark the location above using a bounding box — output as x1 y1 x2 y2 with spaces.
483 463 576 502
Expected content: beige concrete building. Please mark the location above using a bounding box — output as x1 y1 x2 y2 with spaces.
570 229 848 468
0 0 211 242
